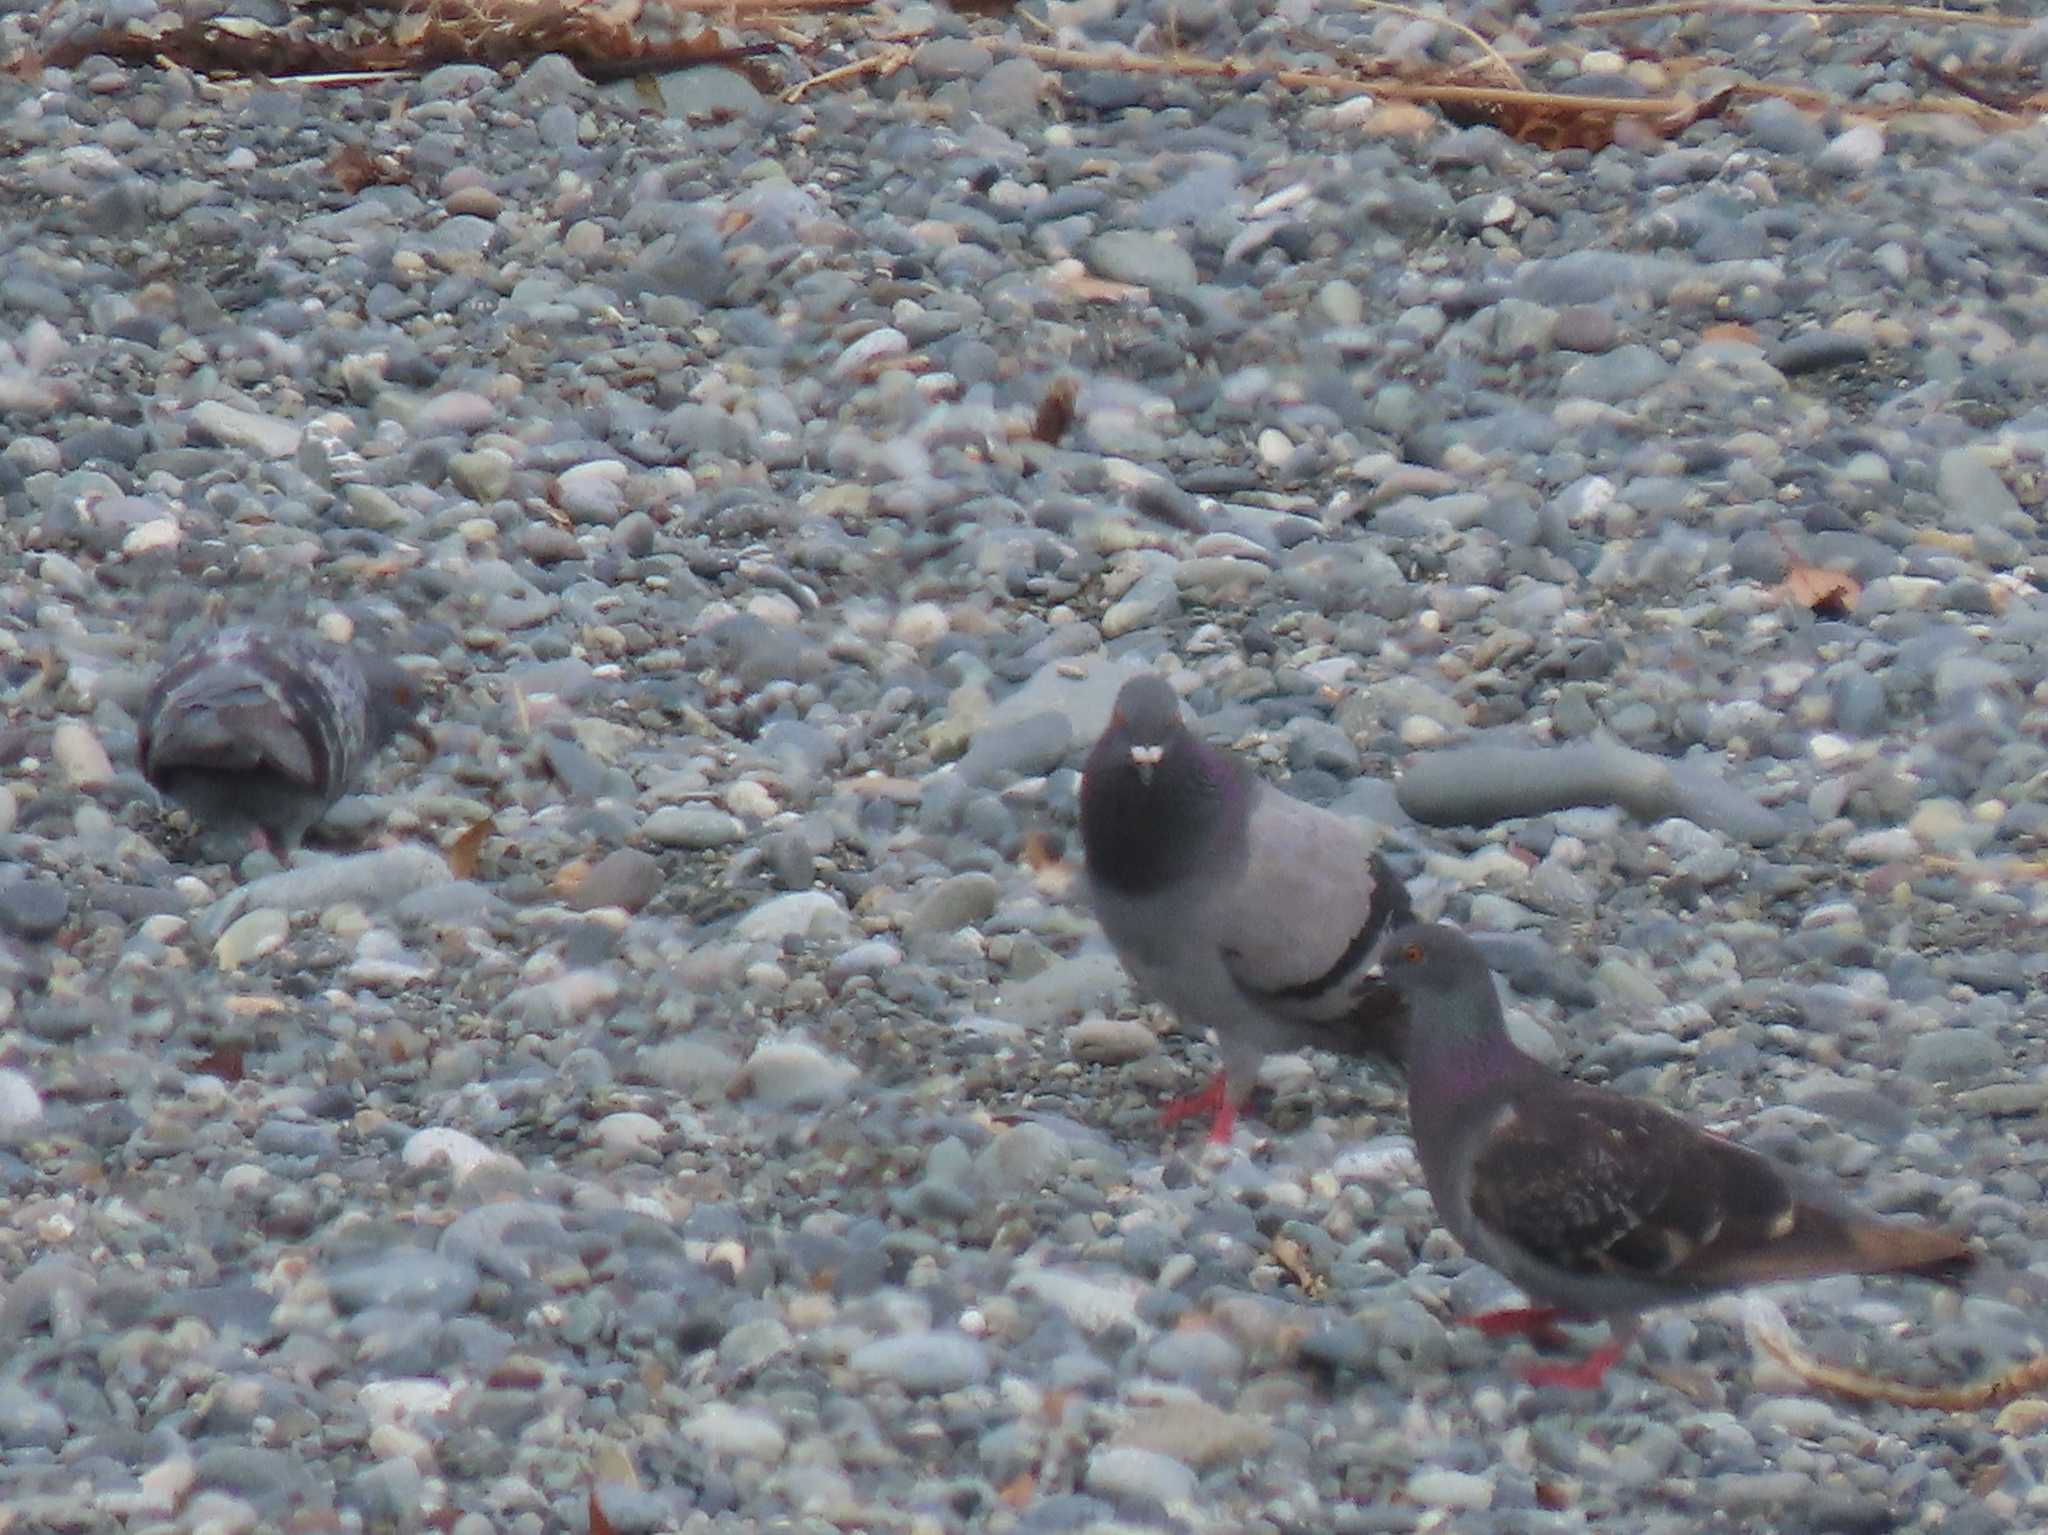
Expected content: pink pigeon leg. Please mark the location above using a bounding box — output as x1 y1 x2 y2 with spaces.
1468 1307 1573 1348
1516 1324 1637 1390
1160 1070 1235 1142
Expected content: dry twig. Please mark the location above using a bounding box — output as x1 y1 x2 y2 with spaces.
1745 1294 2048 1409
1580 1 2031 28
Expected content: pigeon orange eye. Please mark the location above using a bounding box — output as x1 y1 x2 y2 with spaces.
1402 943 1424 963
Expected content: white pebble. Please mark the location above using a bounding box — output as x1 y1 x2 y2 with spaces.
594 1111 663 1154
51 721 113 788
1399 715 1449 748
735 1037 857 1107
358 1380 456 1427
682 1403 787 1461
0 1068 44 1137
121 518 181 556
1406 1469 1494 1509
893 602 950 649
734 890 851 945
213 908 288 971
1086 1445 1197 1507
402 1127 515 1181
833 326 909 378
745 591 802 627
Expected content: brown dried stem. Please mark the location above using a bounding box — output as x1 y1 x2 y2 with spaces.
1580 1 2031 28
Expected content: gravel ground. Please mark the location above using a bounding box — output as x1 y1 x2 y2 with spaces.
5 1 2048 1531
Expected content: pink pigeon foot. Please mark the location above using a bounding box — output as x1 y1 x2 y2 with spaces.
1468 1307 1573 1348
1517 1331 1633 1391
1160 1071 1235 1143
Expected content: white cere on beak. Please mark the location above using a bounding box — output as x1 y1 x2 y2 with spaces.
1129 742 1163 784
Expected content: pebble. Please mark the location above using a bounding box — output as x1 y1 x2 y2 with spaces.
904 871 999 938
1067 1013 1158 1064
681 1404 787 1461
569 847 664 912
733 891 852 945
643 806 746 849
733 1037 857 1107
847 1332 990 1393
214 908 289 970
1085 1445 1197 1508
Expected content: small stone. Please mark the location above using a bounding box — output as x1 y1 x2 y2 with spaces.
958 710 1073 783
190 400 301 458
643 806 745 849
1085 1445 1197 1507
51 721 114 788
570 848 663 912
0 1069 44 1140
834 326 909 379
905 872 999 938
681 1403 787 1461
593 1111 663 1155
1406 1469 1494 1510
1900 1028 2004 1086
214 908 289 970
733 891 852 945
1816 122 1884 176
1114 1401 1271 1467
1068 1013 1158 1065
1084 230 1198 292
402 1127 516 1180
913 38 992 80
0 876 67 939
973 1122 1072 1197
449 448 514 501
734 1037 856 1107
848 1332 990 1393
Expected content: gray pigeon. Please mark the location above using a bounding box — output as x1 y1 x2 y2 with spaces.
1079 673 1412 1141
1375 923 1976 1389
139 624 430 860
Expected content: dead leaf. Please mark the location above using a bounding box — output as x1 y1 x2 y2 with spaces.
328 144 408 194
1047 259 1148 304
1357 102 1439 138
1032 376 1078 446
554 858 591 901
446 815 496 881
1269 1236 1327 1298
997 1472 1036 1509
1020 830 1076 900
1702 321 1761 346
194 1044 246 1082
224 995 288 1017
1778 564 1859 617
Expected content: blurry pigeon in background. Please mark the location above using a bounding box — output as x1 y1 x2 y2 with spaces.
1079 672 1412 1142
139 623 430 861
1375 922 1977 1389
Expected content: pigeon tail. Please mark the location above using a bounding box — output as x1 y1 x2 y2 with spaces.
1845 1219 1976 1284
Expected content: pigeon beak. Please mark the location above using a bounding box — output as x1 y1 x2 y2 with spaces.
1128 743 1163 785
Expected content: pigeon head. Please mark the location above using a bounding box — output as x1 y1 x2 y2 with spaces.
1376 923 1526 1081
1104 673 1184 785
1081 675 1245 895
359 655 434 753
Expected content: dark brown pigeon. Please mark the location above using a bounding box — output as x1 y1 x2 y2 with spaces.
1079 673 1412 1142
1376 922 1976 1389
139 624 430 860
